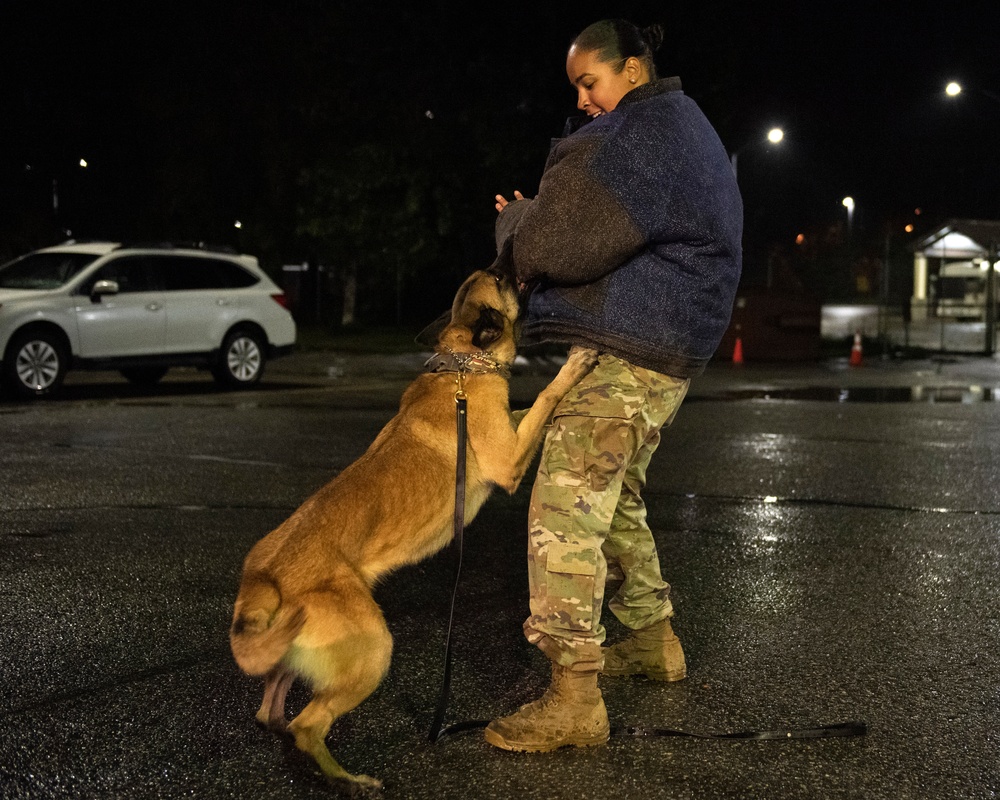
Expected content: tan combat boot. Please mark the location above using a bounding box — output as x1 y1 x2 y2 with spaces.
602 618 687 681
484 662 610 752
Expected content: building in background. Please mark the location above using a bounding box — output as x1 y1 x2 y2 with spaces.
911 220 1000 322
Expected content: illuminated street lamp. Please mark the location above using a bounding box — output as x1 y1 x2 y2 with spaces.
842 196 855 235
730 126 785 181
50 158 90 232
944 79 1000 106
943 80 1000 354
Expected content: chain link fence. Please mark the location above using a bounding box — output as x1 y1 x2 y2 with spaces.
825 302 999 357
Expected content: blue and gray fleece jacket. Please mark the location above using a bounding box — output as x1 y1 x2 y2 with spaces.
495 77 743 378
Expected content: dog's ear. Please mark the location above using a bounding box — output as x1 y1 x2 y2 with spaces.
488 237 517 284
414 309 451 348
471 306 505 350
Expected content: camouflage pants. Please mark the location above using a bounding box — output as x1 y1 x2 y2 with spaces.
523 353 689 672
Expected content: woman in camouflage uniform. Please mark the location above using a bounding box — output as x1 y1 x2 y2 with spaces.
485 18 743 752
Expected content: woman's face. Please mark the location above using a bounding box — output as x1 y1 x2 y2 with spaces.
566 45 642 117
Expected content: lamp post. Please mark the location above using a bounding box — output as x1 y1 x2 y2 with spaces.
945 81 1000 354
842 196 855 237
984 244 998 357
730 128 785 288
729 126 784 182
945 80 1000 106
48 157 89 237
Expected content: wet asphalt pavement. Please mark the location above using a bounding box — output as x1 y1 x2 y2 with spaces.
1 349 999 799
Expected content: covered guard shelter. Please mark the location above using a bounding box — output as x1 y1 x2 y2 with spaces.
911 219 1000 322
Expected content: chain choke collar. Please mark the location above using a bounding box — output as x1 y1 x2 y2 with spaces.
423 348 511 379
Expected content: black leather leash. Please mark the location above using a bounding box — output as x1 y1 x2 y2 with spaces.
428 377 468 743
613 721 867 740
427 375 866 745
432 719 867 742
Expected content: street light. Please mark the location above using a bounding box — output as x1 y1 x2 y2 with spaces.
943 80 1000 354
49 157 90 234
944 80 1000 106
730 126 784 181
842 196 855 235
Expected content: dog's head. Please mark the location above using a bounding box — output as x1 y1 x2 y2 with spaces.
417 257 523 363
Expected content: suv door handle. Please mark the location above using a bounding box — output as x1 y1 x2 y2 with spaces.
216 299 232 306
146 302 162 312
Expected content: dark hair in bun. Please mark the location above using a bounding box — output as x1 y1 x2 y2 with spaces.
571 19 664 79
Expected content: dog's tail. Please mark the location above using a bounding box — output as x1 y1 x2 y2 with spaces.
229 577 305 676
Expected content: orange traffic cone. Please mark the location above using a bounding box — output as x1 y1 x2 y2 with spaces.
732 336 744 365
849 331 863 366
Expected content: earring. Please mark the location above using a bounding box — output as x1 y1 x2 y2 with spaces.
630 77 636 83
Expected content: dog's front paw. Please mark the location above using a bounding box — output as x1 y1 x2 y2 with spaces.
565 346 599 376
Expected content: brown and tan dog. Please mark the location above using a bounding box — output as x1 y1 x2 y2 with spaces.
229 264 597 790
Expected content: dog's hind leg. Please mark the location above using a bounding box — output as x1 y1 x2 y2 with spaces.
256 666 296 732
287 600 393 788
288 684 384 790
288 644 391 789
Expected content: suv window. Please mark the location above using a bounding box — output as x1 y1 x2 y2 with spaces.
83 255 161 293
157 256 260 290
0 252 100 290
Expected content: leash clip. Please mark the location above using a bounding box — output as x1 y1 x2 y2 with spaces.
455 370 467 402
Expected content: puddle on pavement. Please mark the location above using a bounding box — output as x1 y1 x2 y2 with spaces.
712 386 1000 403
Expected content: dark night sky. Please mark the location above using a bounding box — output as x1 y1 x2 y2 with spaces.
3 1 1000 290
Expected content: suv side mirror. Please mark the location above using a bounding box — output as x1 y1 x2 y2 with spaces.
90 279 120 303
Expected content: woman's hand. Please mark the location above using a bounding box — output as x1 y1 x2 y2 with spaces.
495 190 525 213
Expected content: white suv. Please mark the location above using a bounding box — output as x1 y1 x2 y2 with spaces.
0 241 297 399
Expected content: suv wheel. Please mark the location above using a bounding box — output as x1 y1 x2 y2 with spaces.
120 367 169 386
4 330 69 399
213 328 265 389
